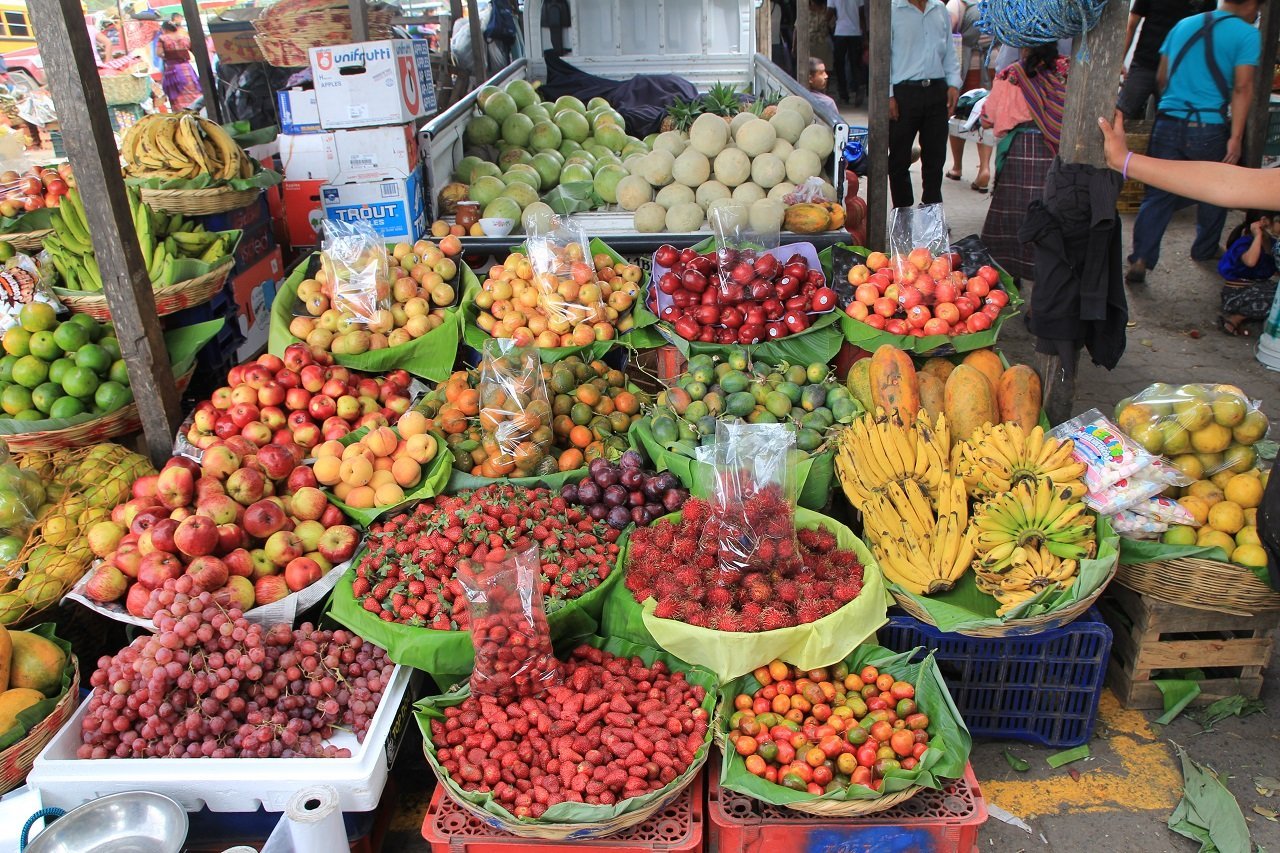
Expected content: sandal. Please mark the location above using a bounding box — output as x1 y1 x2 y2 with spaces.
946 171 962 181
970 181 988 194
1218 315 1252 337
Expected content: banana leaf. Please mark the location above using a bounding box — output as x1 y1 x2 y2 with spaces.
268 253 466 383
600 508 890 683
0 623 75 749
886 514 1120 635
1117 537 1268 586
656 309 844 365
124 164 283 191
51 229 242 295
628 417 835 510
414 634 718 826
718 645 971 805
442 467 588 495
0 207 56 235
818 243 1022 355
326 538 621 685
323 428 454 528
0 318 223 435
223 122 278 147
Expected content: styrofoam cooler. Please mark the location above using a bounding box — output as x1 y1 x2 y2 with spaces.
1257 280 1280 370
28 665 414 812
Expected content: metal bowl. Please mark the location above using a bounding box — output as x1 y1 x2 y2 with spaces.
24 791 187 853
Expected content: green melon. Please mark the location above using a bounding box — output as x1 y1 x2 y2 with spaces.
505 79 538 110
501 113 535 147
465 115 500 146
529 121 563 152
483 92 517 123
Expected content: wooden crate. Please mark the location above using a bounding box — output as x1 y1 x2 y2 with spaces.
1118 122 1152 214
1099 584 1278 710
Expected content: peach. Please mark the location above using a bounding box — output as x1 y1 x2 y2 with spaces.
333 481 352 501
398 412 427 439
345 485 376 508
339 456 373 487
369 469 396 489
341 442 374 462
405 433 438 465
373 483 405 506
316 439 345 458
313 456 342 486
365 426 398 457
373 456 394 473
392 457 422 488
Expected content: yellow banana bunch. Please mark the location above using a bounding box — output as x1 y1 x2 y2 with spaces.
862 472 975 596
976 545 1078 615
951 423 1087 501
122 113 251 181
836 409 951 511
970 479 1096 576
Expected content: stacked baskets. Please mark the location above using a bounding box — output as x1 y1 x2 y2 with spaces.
253 0 394 67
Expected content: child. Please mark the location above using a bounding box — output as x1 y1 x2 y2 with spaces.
1217 213 1280 336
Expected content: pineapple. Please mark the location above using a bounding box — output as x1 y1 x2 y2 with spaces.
661 97 702 133
702 82 743 120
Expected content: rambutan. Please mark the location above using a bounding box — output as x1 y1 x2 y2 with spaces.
833 579 863 603
759 605 791 632
653 599 679 619
738 601 763 622
810 581 833 599
774 579 800 604
746 581 772 604
706 586 734 608
672 536 697 561
738 610 762 632
694 551 716 571
686 609 710 628
632 587 656 604
705 605 735 632
674 565 701 588
795 600 828 624
829 551 864 572
680 599 704 622
681 498 711 528
654 575 682 598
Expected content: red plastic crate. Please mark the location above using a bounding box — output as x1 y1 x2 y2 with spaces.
422 774 703 852
708 762 987 853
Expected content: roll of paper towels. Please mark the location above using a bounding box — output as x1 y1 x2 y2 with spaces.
260 784 347 853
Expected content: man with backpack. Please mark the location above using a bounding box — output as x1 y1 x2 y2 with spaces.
1126 0 1263 285
1117 0 1215 120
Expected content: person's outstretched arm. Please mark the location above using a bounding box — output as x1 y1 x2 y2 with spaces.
1098 113 1280 209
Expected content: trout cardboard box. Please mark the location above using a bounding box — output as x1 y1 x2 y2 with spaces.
320 165 426 243
309 40 436 130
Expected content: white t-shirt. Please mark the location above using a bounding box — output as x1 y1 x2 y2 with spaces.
828 0 864 37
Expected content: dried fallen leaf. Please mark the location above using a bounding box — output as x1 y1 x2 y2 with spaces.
1252 805 1278 822
1254 775 1280 797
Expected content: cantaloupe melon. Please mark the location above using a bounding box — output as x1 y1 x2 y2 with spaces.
736 118 777 157
713 148 752 187
689 113 730 157
672 149 711 188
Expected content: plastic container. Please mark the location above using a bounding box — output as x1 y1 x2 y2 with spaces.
422 773 703 852
708 762 986 853
28 666 417 812
879 608 1112 747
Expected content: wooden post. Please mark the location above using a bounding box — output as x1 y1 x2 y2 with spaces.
1059 0 1129 167
866 0 890 248
347 0 368 41
467 0 485 86
758 0 772 56
795 0 811 85
179 0 222 123
27 0 182 465
1244 1 1280 168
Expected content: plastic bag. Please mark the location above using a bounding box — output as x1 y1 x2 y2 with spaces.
709 201 780 300
782 177 837 205
0 440 45 539
701 422 799 575
525 214 606 331
1113 383 1269 478
1051 409 1154 493
318 219 391 325
1084 473 1164 516
888 203 952 294
1111 510 1168 539
0 251 63 333
1130 495 1200 527
477 339 553 478
457 547 560 705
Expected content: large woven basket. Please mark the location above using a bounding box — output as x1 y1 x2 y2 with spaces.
891 561 1118 638
437 762 706 840
780 784 923 817
2 366 194 452
1 230 53 252
255 9 393 67
140 185 260 215
0 655 79 796
1118 557 1280 616
55 259 233 322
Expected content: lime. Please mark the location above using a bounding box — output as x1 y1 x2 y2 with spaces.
61 365 99 399
30 382 63 414
0 533 22 562
108 359 130 385
75 344 111 375
0 242 14 263
48 396 84 419
67 312 102 341
17 301 54 332
98 336 121 360
47 358 73 385
93 380 132 412
0 355 15 383
11 355 48 389
27 330 60 362
2 328 30 357
52 322 89 353
0 385 30 416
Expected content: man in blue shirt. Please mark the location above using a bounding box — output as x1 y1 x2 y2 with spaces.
888 0 962 208
1126 0 1262 285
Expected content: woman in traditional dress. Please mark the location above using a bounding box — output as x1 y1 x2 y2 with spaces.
157 21 200 112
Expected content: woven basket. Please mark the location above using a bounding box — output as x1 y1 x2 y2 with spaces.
140 185 260 215
0 655 79 796
2 366 194 452
255 10 393 67
780 783 923 817
1 230 53 252
55 259 233 322
100 73 151 106
1118 557 1280 616
437 762 705 840
891 561 1118 638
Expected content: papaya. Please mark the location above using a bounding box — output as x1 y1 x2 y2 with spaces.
0 623 10 693
846 359 874 411
917 372 946 421
783 203 832 234
8 630 65 696
920 357 955 384
868 345 920 421
945 364 999 447
998 365 1043 431
961 349 1004 394
0 687 44 733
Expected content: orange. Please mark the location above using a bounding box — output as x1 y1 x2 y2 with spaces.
557 448 584 471
552 414 574 439
569 425 593 449
440 406 468 434
576 384 601 407
457 388 480 416
613 391 639 415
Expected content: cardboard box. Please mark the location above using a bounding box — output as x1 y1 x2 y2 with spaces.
275 89 322 135
331 123 420 182
232 247 284 360
279 132 337 181
209 9 263 65
320 165 426 243
281 179 326 250
194 194 270 233
309 40 436 130
233 219 278 275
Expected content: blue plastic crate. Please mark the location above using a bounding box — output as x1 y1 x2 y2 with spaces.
879 608 1112 747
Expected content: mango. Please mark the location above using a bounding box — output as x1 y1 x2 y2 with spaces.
8 630 65 696
0 687 45 733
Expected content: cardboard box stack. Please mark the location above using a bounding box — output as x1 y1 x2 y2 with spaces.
274 39 435 250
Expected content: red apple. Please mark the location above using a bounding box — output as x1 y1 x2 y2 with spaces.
286 466 318 493
257 353 285 374
966 312 992 332
249 548 276 579
185 555 229 591
217 523 247 553
226 468 268 506
84 564 128 603
299 364 326 393
131 474 159 500
283 556 323 592
922 317 950 336
196 493 241 526
293 519 325 552
264 530 304 567
224 548 254 578
125 584 151 617
319 505 345 529
217 575 256 612
242 499 288 539
282 342 314 372
200 444 242 481
934 302 960 325
288 486 328 522
112 542 143 578
257 444 297 480
317 524 359 563
194 476 227 502
130 507 168 537
156 465 194 510
285 387 312 412
174 515 219 557
259 405 286 431
137 551 184 589
254 575 291 606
